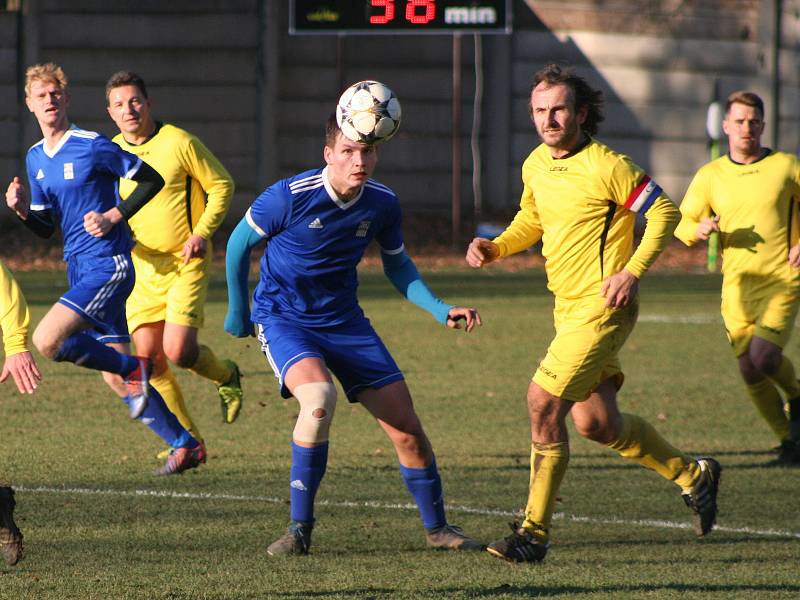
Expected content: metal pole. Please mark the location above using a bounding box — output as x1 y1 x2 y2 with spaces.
451 33 462 249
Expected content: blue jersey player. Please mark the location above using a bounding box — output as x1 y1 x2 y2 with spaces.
225 113 484 556
5 63 205 476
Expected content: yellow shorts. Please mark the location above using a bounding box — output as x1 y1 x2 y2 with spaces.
126 243 211 333
721 282 799 357
532 295 638 402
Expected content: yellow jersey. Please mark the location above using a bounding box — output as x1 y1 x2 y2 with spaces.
494 139 679 300
675 150 800 290
0 260 31 357
115 122 234 255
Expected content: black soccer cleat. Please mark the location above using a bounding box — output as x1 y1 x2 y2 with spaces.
267 521 314 556
486 522 549 563
0 486 23 566
681 457 722 537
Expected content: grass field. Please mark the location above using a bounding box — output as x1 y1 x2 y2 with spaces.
1 266 798 599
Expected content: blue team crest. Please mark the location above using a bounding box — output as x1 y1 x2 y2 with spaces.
356 220 371 237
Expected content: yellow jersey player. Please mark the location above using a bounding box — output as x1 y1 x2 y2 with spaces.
0 259 42 565
105 71 242 454
675 91 800 465
466 64 721 563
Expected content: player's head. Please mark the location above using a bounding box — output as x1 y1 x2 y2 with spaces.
723 91 765 157
323 113 378 200
24 63 70 129
105 70 154 139
529 64 604 152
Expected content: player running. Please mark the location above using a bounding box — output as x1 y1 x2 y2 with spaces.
225 112 483 556
105 71 241 456
0 259 42 565
467 64 721 563
5 63 204 476
675 91 800 465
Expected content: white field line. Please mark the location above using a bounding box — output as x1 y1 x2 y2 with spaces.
638 314 719 324
16 484 799 540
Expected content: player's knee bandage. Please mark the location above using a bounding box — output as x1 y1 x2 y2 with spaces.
292 382 337 444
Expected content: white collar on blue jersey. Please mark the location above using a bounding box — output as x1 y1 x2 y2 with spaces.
322 166 364 210
42 124 79 158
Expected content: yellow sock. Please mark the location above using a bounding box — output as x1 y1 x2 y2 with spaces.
606 413 699 490
188 344 232 386
766 356 800 399
151 369 203 443
521 441 569 544
746 378 790 441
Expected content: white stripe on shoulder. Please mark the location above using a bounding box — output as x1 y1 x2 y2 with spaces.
245 208 268 238
289 180 325 194
365 180 395 196
289 174 324 194
70 127 99 139
124 158 142 180
28 139 45 152
380 243 405 256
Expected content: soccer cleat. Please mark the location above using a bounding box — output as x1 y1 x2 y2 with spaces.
267 521 313 556
772 440 800 465
486 522 549 563
425 523 485 550
681 457 722 536
154 442 206 476
217 360 243 424
124 356 151 419
0 487 23 566
788 396 800 442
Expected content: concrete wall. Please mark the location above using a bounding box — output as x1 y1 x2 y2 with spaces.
1 0 799 236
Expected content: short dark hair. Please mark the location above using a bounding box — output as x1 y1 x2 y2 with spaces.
105 71 148 103
725 91 764 118
325 112 343 148
530 63 605 137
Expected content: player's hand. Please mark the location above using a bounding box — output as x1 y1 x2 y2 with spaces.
601 268 639 308
83 210 114 237
466 237 500 268
0 351 42 394
789 244 800 268
446 307 482 332
224 309 254 338
6 177 30 219
181 234 207 264
695 216 720 241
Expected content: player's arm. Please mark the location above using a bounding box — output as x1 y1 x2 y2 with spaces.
182 137 235 241
6 175 56 238
84 139 165 237
0 260 41 394
381 248 481 331
488 181 544 261
674 168 716 245
224 217 263 337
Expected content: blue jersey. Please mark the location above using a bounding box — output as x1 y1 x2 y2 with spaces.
246 167 404 327
26 125 142 261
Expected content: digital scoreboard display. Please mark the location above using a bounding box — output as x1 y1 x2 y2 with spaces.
290 0 511 34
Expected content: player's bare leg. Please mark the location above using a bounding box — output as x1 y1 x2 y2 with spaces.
360 381 483 551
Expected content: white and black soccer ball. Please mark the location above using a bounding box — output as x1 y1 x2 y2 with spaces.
336 80 402 145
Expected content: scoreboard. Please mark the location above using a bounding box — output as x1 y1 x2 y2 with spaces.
290 0 511 34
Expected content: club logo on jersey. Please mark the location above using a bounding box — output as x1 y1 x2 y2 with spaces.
35 169 45 180
63 162 74 180
550 166 568 172
356 220 371 238
308 218 324 229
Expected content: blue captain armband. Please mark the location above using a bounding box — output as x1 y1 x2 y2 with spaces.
381 248 453 325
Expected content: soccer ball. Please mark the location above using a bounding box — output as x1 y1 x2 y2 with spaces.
336 80 402 145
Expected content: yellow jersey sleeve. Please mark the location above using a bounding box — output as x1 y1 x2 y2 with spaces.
675 165 714 246
116 124 234 255
0 260 31 357
494 153 544 258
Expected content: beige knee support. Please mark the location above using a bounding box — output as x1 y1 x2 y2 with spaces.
292 382 337 444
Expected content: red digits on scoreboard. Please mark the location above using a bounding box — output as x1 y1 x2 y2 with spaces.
369 0 395 24
370 0 436 25
405 0 436 24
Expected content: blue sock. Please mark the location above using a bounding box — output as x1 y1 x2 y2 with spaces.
289 442 328 524
399 458 446 530
55 333 138 375
123 387 197 449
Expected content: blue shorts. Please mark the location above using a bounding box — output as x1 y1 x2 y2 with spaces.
256 317 404 402
58 253 135 344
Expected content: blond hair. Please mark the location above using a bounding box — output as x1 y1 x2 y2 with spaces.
725 91 764 119
25 63 68 97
